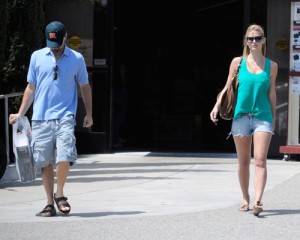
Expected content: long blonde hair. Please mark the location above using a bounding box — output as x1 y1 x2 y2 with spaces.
242 24 266 58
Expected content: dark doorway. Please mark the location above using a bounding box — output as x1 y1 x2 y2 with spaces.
112 0 244 152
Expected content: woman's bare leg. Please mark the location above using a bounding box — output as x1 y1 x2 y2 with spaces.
233 135 252 211
252 132 272 204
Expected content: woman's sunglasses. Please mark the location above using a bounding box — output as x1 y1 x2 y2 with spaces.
246 36 263 42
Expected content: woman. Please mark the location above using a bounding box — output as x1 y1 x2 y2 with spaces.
210 24 278 216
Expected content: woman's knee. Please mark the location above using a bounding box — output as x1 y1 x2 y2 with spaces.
253 154 267 168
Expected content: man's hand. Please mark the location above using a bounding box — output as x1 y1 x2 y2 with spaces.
9 113 20 125
83 115 93 128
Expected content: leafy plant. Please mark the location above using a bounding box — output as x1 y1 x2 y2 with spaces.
0 0 44 114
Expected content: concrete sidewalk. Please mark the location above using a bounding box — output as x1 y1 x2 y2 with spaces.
1 152 300 239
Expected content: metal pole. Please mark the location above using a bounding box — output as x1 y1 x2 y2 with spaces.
0 92 24 165
4 97 9 165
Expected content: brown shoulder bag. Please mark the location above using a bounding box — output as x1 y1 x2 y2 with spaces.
217 57 242 120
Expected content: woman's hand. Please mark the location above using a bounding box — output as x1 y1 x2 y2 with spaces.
210 106 219 126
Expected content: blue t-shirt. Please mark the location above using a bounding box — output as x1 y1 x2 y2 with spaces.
27 45 89 120
234 57 272 122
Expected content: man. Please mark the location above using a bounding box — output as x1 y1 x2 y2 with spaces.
9 21 93 217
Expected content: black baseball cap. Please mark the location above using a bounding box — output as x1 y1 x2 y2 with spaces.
45 21 66 48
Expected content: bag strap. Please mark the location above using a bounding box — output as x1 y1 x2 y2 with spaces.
232 56 243 80
236 56 243 73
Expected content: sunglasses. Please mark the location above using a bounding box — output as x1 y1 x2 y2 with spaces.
53 65 58 80
246 36 263 42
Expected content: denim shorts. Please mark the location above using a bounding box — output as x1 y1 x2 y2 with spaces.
231 115 273 137
30 115 77 168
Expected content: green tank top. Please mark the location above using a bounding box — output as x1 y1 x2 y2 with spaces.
233 57 272 123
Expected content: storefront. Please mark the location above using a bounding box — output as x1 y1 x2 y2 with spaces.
43 0 290 157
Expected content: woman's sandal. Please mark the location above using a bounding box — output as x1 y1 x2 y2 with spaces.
54 193 71 215
239 203 249 212
239 196 250 212
253 201 263 216
36 204 56 217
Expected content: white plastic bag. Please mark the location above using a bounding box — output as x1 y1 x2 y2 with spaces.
12 116 36 182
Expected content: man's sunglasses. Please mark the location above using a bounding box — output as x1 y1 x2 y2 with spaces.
246 36 263 42
53 65 58 80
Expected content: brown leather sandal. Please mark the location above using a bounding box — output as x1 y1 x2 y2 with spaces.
54 193 71 215
239 203 249 212
36 204 56 217
253 201 263 216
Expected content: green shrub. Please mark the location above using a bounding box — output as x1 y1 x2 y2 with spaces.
0 0 44 113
